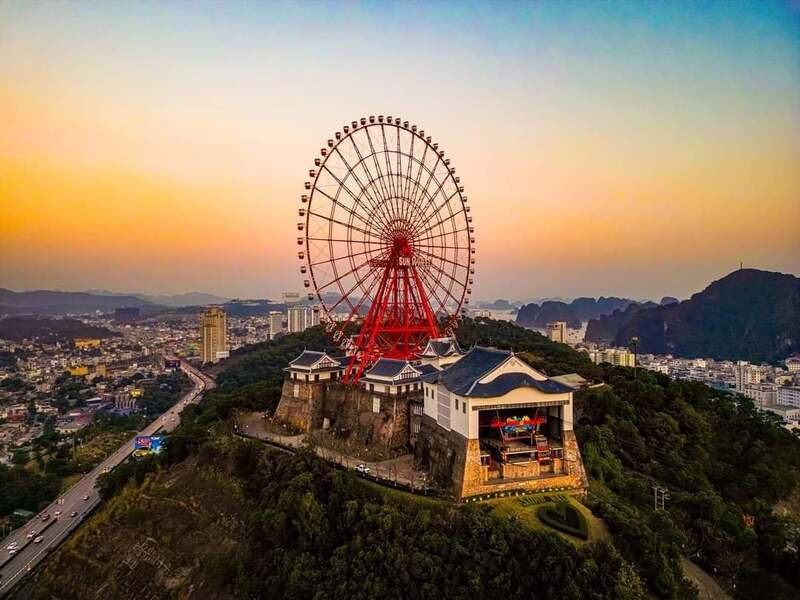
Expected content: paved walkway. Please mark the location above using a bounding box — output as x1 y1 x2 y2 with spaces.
234 412 430 490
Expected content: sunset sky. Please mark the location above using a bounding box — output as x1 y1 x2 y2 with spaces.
1 1 798 302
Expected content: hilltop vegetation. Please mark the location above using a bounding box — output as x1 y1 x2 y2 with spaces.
577 367 800 598
22 438 646 600
14 320 800 599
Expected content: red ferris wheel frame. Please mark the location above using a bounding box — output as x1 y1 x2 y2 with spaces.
297 115 475 382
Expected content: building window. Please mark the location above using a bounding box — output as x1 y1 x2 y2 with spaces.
455 398 459 410
463 401 466 414
314 374 319 382
370 384 374 392
372 397 380 413
412 421 421 434
293 384 299 398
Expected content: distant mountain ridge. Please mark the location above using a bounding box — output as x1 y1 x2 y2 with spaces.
516 296 643 329
0 288 152 315
590 269 800 363
86 290 230 307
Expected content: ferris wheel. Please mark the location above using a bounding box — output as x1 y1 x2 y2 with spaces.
297 115 475 381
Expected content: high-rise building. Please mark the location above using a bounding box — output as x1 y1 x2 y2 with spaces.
269 311 284 339
735 361 761 392
309 304 322 327
547 321 567 343
778 386 800 408
200 307 228 364
288 305 308 333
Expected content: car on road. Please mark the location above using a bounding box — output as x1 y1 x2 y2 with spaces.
26 530 37 539
33 536 43 544
355 463 371 475
70 511 78 517
40 513 50 521
8 548 17 556
6 542 18 550
82 494 90 501
54 510 62 517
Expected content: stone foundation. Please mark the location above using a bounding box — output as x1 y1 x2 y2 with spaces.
274 375 413 452
415 415 587 500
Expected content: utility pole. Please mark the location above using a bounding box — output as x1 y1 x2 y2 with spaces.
653 485 669 511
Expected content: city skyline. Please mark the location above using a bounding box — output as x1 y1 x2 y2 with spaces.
1 1 799 300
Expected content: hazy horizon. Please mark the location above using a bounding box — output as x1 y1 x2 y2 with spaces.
2 1 798 301
2 263 797 306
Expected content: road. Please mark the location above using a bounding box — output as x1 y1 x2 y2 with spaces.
0 361 214 596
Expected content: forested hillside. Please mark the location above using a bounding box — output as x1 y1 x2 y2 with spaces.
577 368 800 598
14 320 800 599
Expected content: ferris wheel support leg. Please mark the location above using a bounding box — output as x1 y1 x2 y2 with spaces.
343 262 393 382
349 266 397 382
410 264 440 340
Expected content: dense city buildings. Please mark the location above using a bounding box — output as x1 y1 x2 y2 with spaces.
199 307 228 364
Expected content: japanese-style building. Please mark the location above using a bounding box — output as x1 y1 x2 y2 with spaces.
274 339 587 499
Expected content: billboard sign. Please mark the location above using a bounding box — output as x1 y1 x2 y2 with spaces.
134 435 164 456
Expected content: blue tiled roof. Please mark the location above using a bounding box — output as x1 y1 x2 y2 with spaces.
288 350 341 369
364 358 415 379
420 337 463 357
416 363 440 377
437 347 512 395
469 372 574 397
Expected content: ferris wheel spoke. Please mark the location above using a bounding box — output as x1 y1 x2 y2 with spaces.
309 245 383 268
421 270 462 317
415 265 451 315
346 134 391 222
363 127 398 224
317 168 385 237
379 125 398 213
411 188 462 240
331 144 394 234
417 253 466 294
413 208 465 241
414 245 471 274
414 226 470 244
308 209 381 242
325 254 386 314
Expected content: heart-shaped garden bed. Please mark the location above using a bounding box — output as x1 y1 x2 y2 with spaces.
537 502 588 539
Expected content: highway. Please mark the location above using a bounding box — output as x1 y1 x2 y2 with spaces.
0 361 214 596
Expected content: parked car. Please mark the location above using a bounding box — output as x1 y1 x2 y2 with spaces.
54 510 62 517
8 548 17 556
40 513 50 522
355 463 371 475
6 542 18 550
82 495 90 501
26 530 37 539
70 511 78 518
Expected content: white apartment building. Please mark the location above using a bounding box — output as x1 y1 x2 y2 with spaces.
287 305 309 333
735 361 762 392
269 311 284 339
743 384 777 408
777 386 800 409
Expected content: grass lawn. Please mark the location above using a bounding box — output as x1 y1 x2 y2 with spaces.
487 492 610 546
